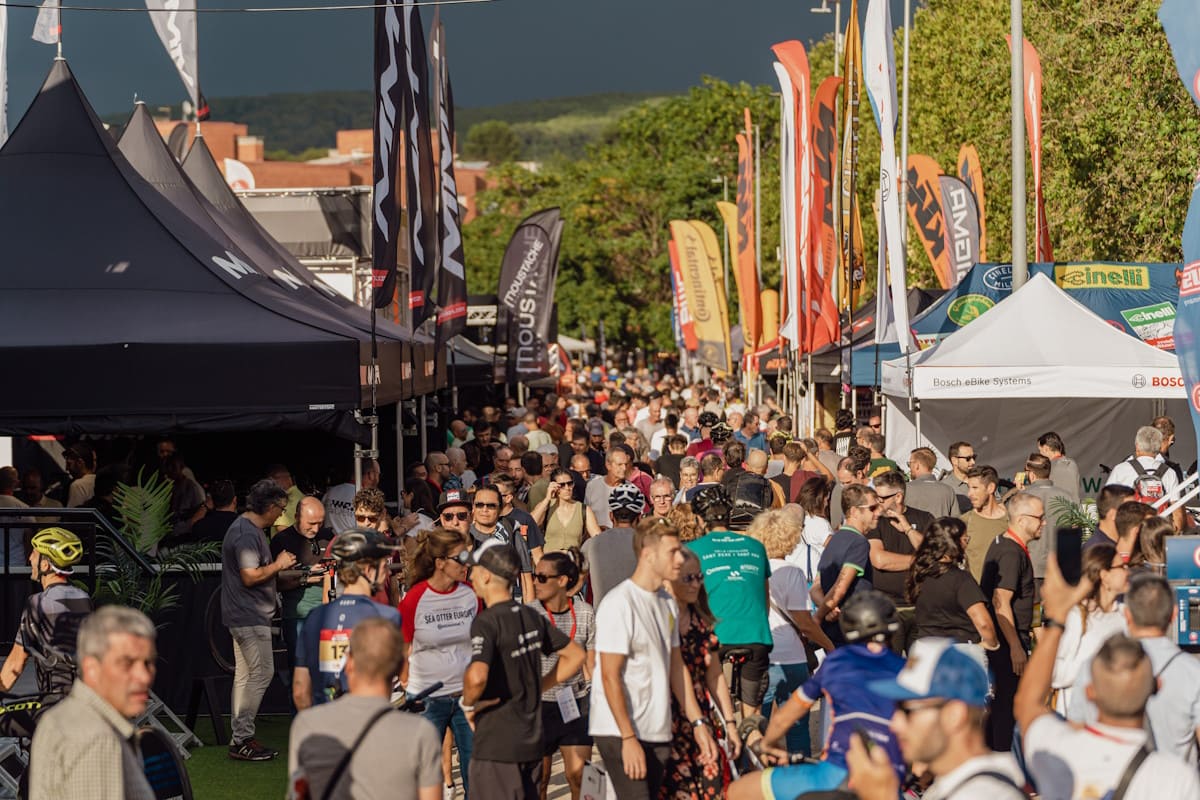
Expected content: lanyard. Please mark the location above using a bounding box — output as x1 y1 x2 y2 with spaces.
541 600 577 641
1004 530 1031 560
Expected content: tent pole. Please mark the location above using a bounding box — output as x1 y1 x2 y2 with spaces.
395 400 404 501
450 343 459 410
419 395 428 460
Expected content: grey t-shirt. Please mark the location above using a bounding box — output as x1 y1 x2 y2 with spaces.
221 515 276 628
581 527 636 608
288 695 442 800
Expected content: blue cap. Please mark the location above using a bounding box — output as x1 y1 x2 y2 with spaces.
868 638 990 707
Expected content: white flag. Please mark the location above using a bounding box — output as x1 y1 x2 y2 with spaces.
144 0 200 110
31 0 59 44
0 4 8 146
774 63 799 351
223 158 256 191
863 0 915 353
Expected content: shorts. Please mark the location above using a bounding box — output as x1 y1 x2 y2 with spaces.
761 760 847 800
467 757 543 800
541 694 591 753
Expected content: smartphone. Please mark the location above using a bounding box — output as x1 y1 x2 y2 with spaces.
1056 527 1083 586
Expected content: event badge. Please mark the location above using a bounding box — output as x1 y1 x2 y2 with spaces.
555 684 580 722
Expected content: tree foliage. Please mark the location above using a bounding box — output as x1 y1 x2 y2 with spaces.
463 120 523 164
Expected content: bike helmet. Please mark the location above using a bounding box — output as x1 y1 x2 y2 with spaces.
31 527 83 570
690 485 732 526
330 529 399 562
710 422 734 444
698 411 721 429
839 591 900 644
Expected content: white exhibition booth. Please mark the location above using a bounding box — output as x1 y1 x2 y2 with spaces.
881 274 1195 499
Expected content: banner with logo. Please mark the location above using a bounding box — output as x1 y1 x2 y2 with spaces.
839 0 864 312
691 220 734 368
145 0 202 114
1007 36 1052 263
734 111 762 354
669 238 699 351
957 144 987 262
938 175 981 287
432 22 467 347
770 63 799 350
717 199 756 353
810 76 842 351
905 154 952 289
761 288 780 345
370 0 404 309
911 261 1181 350
497 208 563 380
863 0 915 353
400 0 437 320
671 220 732 373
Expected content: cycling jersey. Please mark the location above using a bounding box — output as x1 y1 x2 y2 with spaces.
16 583 92 701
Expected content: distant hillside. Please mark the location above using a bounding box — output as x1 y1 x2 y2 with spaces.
102 90 668 161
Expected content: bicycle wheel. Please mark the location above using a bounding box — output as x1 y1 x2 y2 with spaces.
204 590 235 675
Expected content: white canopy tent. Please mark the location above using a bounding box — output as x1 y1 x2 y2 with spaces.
880 274 1194 499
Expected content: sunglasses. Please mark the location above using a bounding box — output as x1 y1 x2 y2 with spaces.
954 454 977 461
896 700 948 718
680 573 703 584
441 511 469 522
473 502 499 510
876 492 900 501
532 572 560 583
856 503 881 513
355 513 380 524
442 550 472 565
555 481 574 488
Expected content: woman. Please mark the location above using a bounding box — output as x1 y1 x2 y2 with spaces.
1131 514 1170 577
667 504 706 544
786 477 833 579
747 509 835 756
661 547 741 799
399 528 479 799
1051 543 1129 714
673 457 700 504
401 477 438 538
533 550 595 800
908 518 999 669
532 468 600 552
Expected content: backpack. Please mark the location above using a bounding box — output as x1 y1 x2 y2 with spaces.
1129 459 1169 504
728 473 774 531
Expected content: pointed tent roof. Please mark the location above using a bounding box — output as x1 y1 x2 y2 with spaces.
881 274 1184 399
180 133 437 397
0 60 366 439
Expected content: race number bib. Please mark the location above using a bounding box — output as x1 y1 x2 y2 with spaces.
318 628 351 674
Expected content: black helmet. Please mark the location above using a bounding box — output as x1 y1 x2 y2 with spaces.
698 411 721 429
690 485 732 526
710 422 734 443
839 591 900 644
330 528 399 562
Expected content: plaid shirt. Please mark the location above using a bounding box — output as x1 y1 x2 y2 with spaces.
30 680 155 800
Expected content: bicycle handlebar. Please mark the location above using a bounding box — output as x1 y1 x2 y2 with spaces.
396 681 444 713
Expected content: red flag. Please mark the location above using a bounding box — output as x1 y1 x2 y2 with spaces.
1007 36 1052 262
809 76 842 350
772 41 814 352
735 111 762 352
669 238 699 351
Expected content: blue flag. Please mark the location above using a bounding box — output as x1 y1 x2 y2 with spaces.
1160 0 1200 107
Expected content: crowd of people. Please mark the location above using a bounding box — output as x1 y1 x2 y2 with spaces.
3 378 1200 799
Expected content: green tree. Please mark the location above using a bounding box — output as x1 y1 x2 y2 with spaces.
463 120 522 164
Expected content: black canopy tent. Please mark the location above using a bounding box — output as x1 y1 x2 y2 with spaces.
0 60 374 440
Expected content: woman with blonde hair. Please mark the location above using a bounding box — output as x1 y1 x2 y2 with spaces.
666 503 706 543
747 509 834 754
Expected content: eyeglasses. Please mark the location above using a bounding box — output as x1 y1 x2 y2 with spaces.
680 573 704 585
856 503 881 512
954 454 977 461
651 494 674 501
532 572 560 583
1023 513 1046 523
441 511 469 522
473 502 499 510
355 512 380 524
896 700 948 718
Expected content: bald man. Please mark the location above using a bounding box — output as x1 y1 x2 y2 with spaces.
270 496 335 688
746 449 786 509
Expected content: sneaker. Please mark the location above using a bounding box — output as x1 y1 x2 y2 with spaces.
228 739 277 761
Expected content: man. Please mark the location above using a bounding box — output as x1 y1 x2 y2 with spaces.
814 428 841 476
735 411 768 453
293 529 401 710
684 452 726 504
866 471 933 652
1108 425 1183 529
0 469 29 562
814 484 880 647
867 409 883 433
655 434 688 487
726 448 780 529
903 447 956 518
271 497 334 688
1084 484 1137 550
961 465 1009 583
222 479 296 761
981 491 1042 751
832 410 855 457
717 438 746 491
848 638 1025 800
581 483 645 606
519 451 546 508
462 540 585 798
679 405 701 442
586 420 609 475
829 447 870 529
1037 430 1081 503
1086 500 1153 562
685 412 721 458
647 478 675 520
445 447 470 491
265 464 304 534
493 473 545 567
765 435 789 479
589 517 718 799
470 486 534 601
568 453 592 503
20 468 61 509
940 441 975 513
523 411 552 451
449 419 472 449
1067 574 1200 769
1152 415 1185 483
63 441 97 508
689 486 773 717
1021 453 1073 583
190 479 240 544
635 392 665 448
30 606 157 799
864 432 900 478
289 618 441 800
1015 561 1200 798
486 447 515 487
165 454 207 541
0 528 92 738
425 452 451 497
585 447 632 529
778 441 830 504
324 459 380 535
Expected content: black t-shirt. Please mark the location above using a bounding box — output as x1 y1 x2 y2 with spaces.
191 509 239 545
981 534 1036 641
469 600 570 762
915 567 987 643
269 525 335 594
16 583 93 699
502 508 545 552
816 528 874 645
657 453 683 487
866 508 935 603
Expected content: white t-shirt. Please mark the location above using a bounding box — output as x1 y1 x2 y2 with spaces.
924 752 1025 800
1105 454 1179 499
589 580 680 743
1051 604 1127 715
398 581 478 696
585 477 616 529
1023 714 1200 800
323 483 357 535
786 516 832 576
767 559 812 665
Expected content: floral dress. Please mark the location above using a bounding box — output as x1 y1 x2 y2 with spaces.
658 610 731 800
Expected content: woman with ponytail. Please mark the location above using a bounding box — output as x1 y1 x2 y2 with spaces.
399 527 479 798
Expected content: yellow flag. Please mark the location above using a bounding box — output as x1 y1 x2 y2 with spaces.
670 220 732 373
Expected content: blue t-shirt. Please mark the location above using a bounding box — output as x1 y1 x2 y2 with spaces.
297 595 402 706
687 530 773 646
798 644 905 778
816 526 873 644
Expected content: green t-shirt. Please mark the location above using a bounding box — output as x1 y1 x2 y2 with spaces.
687 530 773 647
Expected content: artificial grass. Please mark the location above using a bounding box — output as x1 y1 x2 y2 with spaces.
185 714 291 798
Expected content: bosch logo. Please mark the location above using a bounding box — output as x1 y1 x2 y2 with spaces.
1152 376 1185 388
1132 374 1146 388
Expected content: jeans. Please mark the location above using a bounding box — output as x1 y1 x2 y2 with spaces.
230 625 274 744
422 695 474 796
762 662 812 755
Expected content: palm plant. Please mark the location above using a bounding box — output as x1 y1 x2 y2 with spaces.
1049 496 1099 539
94 467 219 618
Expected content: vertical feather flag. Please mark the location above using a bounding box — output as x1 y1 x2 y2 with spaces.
691 220 734 366
839 0 864 313
938 175 981 286
770 65 799 352
957 144 987 262
810 75 842 350
735 110 762 354
1007 36 1052 263
432 22 467 347
31 0 58 44
144 0 202 115
905 154 952 289
669 238 699 351
718 199 760 354
400 0 437 320
671 220 732 373
370 0 404 309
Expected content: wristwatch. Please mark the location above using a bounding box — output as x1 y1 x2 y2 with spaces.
690 718 709 729
1042 618 1067 632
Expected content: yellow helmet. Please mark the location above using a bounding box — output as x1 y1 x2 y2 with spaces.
31 527 83 570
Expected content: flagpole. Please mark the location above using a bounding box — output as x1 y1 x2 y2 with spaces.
897 0 911 248
1011 0 1028 288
